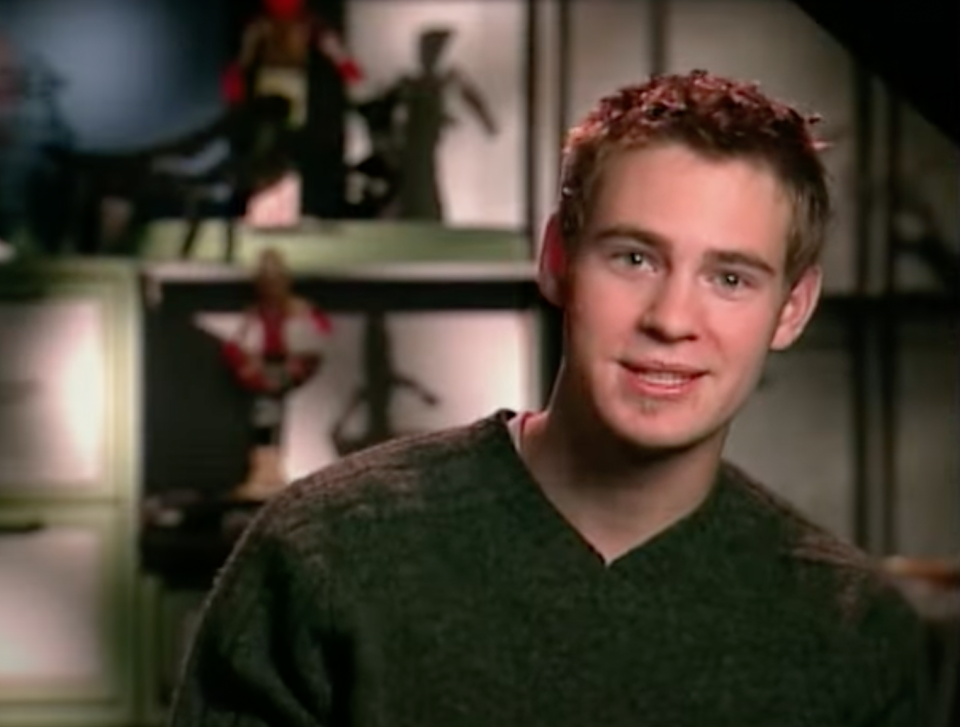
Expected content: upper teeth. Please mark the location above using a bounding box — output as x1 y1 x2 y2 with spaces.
637 371 693 384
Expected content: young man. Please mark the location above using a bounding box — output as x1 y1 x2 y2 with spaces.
169 71 928 726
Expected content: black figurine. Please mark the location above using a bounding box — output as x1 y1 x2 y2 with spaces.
331 310 439 457
389 28 498 221
344 86 404 219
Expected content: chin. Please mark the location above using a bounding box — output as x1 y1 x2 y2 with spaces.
607 414 713 454
590 387 728 456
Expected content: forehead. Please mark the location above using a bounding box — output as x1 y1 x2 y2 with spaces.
587 144 792 260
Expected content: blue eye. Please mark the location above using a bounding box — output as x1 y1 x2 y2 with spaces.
721 272 740 287
716 271 751 290
619 251 653 268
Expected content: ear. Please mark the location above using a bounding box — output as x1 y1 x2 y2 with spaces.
770 265 823 351
537 213 568 307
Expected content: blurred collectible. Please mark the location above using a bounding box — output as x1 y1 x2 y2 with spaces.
390 28 497 221
223 0 363 126
222 249 332 500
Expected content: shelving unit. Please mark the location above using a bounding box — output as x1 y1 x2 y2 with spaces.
0 261 142 727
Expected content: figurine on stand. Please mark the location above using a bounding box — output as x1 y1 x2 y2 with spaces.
148 93 296 261
344 86 404 219
222 0 364 219
223 0 363 125
331 310 440 457
222 248 332 501
390 28 498 221
0 37 75 252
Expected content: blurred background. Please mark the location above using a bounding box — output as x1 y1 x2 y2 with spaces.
0 0 956 725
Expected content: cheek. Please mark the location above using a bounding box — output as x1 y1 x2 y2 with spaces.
565 276 638 351
711 308 779 376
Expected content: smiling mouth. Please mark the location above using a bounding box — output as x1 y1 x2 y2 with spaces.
620 362 707 397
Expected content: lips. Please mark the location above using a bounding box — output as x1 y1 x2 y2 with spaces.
620 360 707 398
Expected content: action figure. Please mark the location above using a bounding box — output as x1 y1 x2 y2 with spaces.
221 0 364 219
331 310 439 457
0 37 74 251
391 28 497 221
222 248 332 500
344 86 404 219
222 0 363 125
149 94 295 261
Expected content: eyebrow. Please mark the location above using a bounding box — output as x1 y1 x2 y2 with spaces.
706 250 777 277
590 224 778 277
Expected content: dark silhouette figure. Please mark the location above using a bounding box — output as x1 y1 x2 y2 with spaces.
222 0 364 219
391 28 497 221
23 56 76 255
344 87 404 219
331 311 440 457
155 94 296 262
0 43 75 252
40 94 295 259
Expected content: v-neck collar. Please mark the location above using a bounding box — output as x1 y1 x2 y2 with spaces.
480 410 745 585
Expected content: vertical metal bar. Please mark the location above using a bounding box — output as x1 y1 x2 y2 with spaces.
879 91 903 554
523 0 557 406
557 0 572 150
538 0 572 404
523 0 540 251
649 0 669 76
851 62 874 550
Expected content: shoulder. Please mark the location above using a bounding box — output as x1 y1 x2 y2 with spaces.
722 462 922 639
722 463 925 683
208 411 517 625
250 411 514 544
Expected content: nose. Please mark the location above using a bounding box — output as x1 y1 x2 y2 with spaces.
639 275 699 342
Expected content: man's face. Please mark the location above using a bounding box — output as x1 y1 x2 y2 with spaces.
542 143 821 453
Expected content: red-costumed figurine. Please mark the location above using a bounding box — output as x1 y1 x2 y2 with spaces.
223 248 333 500
222 0 363 125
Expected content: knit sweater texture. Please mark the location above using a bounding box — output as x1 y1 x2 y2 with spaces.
169 410 929 726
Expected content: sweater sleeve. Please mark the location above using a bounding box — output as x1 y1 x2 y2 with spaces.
851 589 936 727
168 509 335 726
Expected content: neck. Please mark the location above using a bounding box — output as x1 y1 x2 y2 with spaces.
519 368 727 562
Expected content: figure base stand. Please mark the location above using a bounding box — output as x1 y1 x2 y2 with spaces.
231 445 288 501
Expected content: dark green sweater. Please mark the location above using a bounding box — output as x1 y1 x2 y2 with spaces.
170 410 929 726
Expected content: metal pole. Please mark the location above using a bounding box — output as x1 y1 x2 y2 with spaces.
523 0 540 251
879 90 903 554
649 0 668 75
557 0 571 149
851 62 874 549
